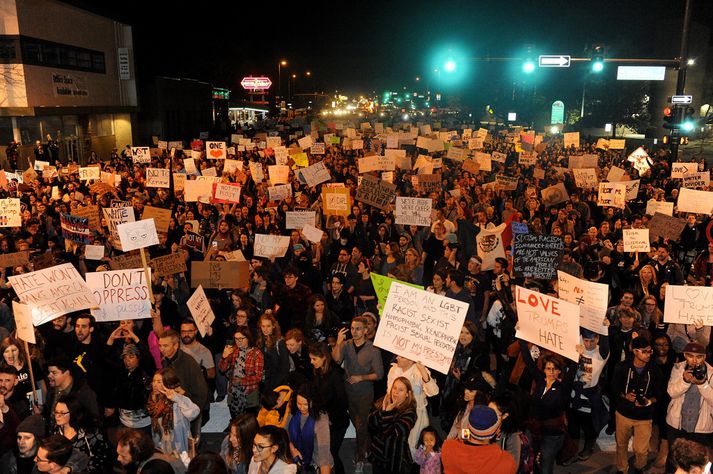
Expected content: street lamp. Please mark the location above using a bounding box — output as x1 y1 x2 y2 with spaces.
289 73 297 100
278 59 287 98
444 60 456 72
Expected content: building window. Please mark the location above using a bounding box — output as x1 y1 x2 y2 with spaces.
1 35 106 73
0 37 18 61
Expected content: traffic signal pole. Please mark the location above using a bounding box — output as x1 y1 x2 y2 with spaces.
670 0 693 163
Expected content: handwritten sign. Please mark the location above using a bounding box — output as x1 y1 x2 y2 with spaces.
310 143 325 155
358 155 395 173
184 180 214 203
557 271 608 335
12 301 35 343
519 152 537 166
395 197 432 226
300 161 331 188
206 141 226 159
415 174 441 194
683 171 710 189
183 157 198 175
370 273 424 315
212 183 242 204
268 184 292 202
462 159 480 174
146 168 170 188
541 183 570 207
84 245 104 261
150 252 187 277
648 212 686 241
515 286 580 361
322 188 351 216
60 214 91 244
678 187 713 215
131 147 151 163
573 168 598 189
646 200 674 216
607 166 626 182
568 154 598 169
186 285 216 337
0 199 21 227
374 282 467 374
513 234 564 280
664 285 713 326
141 206 171 234
190 261 249 289
249 161 265 182
253 234 290 258
0 251 29 269
285 211 316 229
597 182 626 209
671 162 694 179
445 146 466 161
301 224 324 243
563 131 580 149
624 180 640 201
117 219 159 252
86 269 151 322
74 205 100 230
356 174 396 210
623 229 650 252
268 165 290 185
495 175 518 191
491 151 507 163
104 206 135 251
8 263 96 326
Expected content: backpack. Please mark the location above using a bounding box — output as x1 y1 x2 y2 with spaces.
502 431 534 474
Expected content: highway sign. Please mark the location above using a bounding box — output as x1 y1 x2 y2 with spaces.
538 55 571 68
671 95 693 104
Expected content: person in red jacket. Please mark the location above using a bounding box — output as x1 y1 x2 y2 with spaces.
442 405 516 474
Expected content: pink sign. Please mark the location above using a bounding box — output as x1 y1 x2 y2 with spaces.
241 77 272 90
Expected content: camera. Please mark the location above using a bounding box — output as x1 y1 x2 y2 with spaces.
688 364 707 381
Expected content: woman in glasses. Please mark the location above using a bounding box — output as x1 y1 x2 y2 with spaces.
220 327 264 419
248 425 296 474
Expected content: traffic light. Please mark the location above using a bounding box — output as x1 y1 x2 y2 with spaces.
681 107 696 133
444 60 457 72
591 45 605 72
663 106 678 130
522 60 535 73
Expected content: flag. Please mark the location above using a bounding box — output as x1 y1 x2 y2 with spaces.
477 223 507 271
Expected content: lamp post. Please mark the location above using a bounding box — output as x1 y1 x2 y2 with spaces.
278 60 287 98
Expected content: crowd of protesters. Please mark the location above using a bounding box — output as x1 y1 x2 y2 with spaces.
0 115 710 474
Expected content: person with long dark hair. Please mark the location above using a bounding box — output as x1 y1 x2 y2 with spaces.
287 385 332 473
220 413 260 474
52 394 110 473
219 327 264 419
248 425 296 474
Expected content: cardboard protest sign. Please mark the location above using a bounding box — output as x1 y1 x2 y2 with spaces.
117 219 159 252
206 141 226 159
415 174 441 194
664 285 713 326
8 263 96 326
496 175 518 191
131 147 151 163
12 301 35 344
515 286 580 361
103 206 135 251
141 207 171 234
253 234 290 258
109 252 142 271
183 180 214 203
624 180 640 201
573 168 598 189
646 200 674 216
683 171 710 189
512 234 564 280
563 132 580 149
173 173 186 191
557 271 608 335
0 199 21 227
477 223 506 271
541 183 569 207
445 146 466 161
267 184 292 202
491 151 507 163
609 139 626 149
78 167 100 181
474 152 492 171
462 159 480 174
356 174 396 210
300 162 331 188
187 285 215 337
597 182 626 209
519 152 537 166
150 252 187 277
84 245 104 261
146 168 170 188
60 214 91 244
268 165 290 185
606 166 626 182
301 224 324 243
86 269 151 322
212 183 242 204
74 205 100 230
249 162 265 183
191 261 249 289
678 187 713 215
322 188 351 216
648 212 686 241
298 135 314 150
568 154 598 169
394 197 431 227
672 162 695 179
374 282 466 374
285 211 316 229
358 155 395 173
183 157 198 175
623 229 650 252
0 251 29 268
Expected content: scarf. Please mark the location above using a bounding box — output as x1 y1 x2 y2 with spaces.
147 392 174 434
288 412 315 467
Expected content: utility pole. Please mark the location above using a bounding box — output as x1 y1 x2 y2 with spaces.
670 0 693 164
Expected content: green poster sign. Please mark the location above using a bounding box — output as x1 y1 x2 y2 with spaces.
370 273 424 314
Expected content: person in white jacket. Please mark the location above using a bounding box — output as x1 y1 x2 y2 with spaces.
386 356 439 456
665 342 713 472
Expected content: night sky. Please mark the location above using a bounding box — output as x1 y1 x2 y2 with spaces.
63 0 712 101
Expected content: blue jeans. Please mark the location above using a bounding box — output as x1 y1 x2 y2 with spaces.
539 433 564 474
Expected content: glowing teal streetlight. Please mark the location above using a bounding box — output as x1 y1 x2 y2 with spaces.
522 60 535 73
444 60 456 72
592 60 604 72
682 120 695 132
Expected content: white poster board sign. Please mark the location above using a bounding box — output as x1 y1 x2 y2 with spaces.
646 200 674 216
285 211 316 229
394 197 432 226
187 285 216 337
131 147 151 163
557 271 608 336
117 219 159 252
86 269 151 322
678 187 713 215
12 301 35 343
664 285 713 325
0 199 21 227
146 168 170 188
623 229 650 252
84 245 105 261
253 234 290 258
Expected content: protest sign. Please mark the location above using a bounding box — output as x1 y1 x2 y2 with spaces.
253 234 290 258
671 162 695 179
557 271 609 335
607 166 627 182
519 152 537 166
131 147 151 163
541 183 569 207
623 229 650 252
394 197 432 227
249 161 265 182
462 159 480 174
173 173 186 191
0 251 29 268
266 136 281 148
628 147 651 175
648 212 686 241
563 132 580 149
183 180 214 203
60 214 91 244
74 205 100 230
609 139 626 149
322 188 351 216
221 250 246 262
568 154 599 169
374 282 466 374
285 211 316 229
212 183 242 204
445 146 466 161
183 232 204 252
358 155 395 173
356 174 396 210
146 168 170 188
223 159 242 175
646 200 674 216
683 171 710 189
150 252 187 277
141 206 171 233
187 285 215 337
268 184 292 202
512 234 564 280
84 245 104 261
78 167 100 181
678 187 713 215
117 219 159 252
474 152 492 171
413 154 432 171
370 273 424 314
491 151 507 163
664 285 713 326
86 269 151 322
8 263 96 326
624 180 640 201
183 157 198 175
268 165 290 185
109 252 143 270
597 182 626 209
511 222 528 234
205 141 226 159
292 152 309 167
495 175 518 191
301 161 331 187
310 143 325 155
573 168 598 189
191 261 249 289
298 135 314 150
103 206 135 251
477 223 506 271
274 147 288 165
415 174 441 194
515 286 580 361
201 167 217 177
0 198 21 227
301 224 324 243
12 301 35 344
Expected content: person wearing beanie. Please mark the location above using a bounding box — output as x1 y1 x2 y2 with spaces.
441 405 516 474
664 342 713 473
10 415 89 474
611 335 664 474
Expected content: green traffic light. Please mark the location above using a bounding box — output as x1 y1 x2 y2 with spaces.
592 61 604 72
444 60 456 72
682 121 695 132
522 61 535 73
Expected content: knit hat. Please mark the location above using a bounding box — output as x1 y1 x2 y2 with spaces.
683 342 706 355
121 343 140 358
17 415 45 438
467 405 501 441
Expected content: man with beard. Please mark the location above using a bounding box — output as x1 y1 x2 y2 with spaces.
0 366 30 420
179 320 215 382
39 315 73 361
116 428 184 474
44 357 99 429
69 314 107 408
